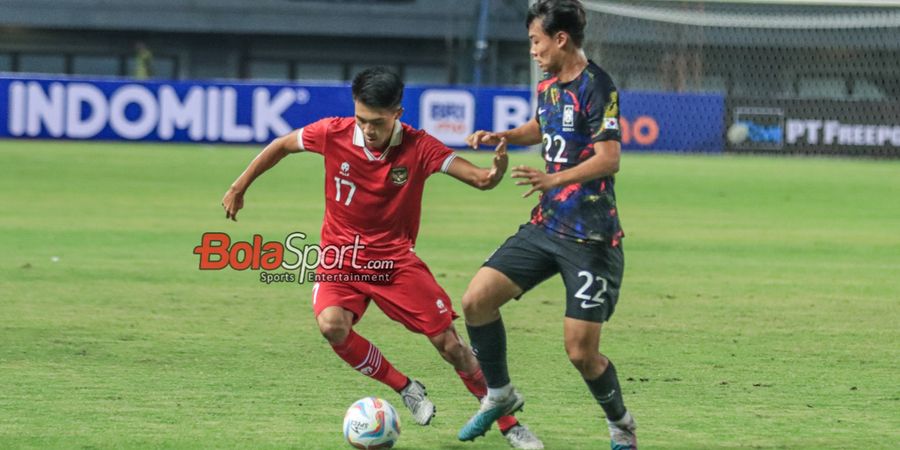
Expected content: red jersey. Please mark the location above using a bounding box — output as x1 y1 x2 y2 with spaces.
298 117 456 267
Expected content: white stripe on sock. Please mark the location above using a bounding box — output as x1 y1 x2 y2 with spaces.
353 344 375 370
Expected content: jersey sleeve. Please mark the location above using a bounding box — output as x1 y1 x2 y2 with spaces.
419 134 457 175
296 117 335 154
586 75 622 143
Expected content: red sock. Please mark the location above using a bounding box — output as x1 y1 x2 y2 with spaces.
457 368 488 398
457 369 519 433
332 330 408 392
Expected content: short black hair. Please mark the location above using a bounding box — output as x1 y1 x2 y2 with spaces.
526 0 587 48
351 67 404 110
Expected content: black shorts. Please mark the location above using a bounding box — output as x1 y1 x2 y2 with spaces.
483 223 625 323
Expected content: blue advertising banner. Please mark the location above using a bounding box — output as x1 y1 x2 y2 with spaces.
0 75 723 151
618 91 724 153
0 75 531 147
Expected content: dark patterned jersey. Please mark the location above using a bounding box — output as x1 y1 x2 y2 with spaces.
531 60 624 245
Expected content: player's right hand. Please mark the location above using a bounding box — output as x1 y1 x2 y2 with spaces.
482 137 509 189
222 187 245 221
466 130 503 149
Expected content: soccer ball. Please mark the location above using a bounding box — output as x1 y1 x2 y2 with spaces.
727 122 750 145
342 397 401 449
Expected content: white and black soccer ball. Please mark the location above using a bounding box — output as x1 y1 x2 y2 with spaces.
342 397 400 449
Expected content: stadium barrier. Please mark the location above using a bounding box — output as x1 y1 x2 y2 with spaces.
726 98 900 156
1 74 723 152
583 0 900 158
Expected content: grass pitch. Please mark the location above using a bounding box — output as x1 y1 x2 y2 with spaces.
1 140 898 449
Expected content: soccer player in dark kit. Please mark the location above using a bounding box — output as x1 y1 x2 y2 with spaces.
458 1 638 448
222 67 543 449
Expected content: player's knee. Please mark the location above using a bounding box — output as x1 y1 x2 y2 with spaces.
567 348 601 374
461 286 488 317
318 320 351 345
462 270 517 321
566 348 608 378
567 350 588 373
430 329 462 359
431 332 475 372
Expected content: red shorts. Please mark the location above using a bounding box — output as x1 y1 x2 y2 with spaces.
311 254 458 337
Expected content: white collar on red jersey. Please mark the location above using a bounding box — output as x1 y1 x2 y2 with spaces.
352 119 403 161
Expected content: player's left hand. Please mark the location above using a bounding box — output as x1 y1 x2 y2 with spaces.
511 165 559 198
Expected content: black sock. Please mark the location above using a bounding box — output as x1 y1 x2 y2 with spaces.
584 360 627 422
466 318 510 388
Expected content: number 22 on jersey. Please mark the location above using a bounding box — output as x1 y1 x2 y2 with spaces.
543 133 568 164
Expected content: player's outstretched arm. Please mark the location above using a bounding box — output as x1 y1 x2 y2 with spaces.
466 117 541 149
447 138 508 190
222 129 302 221
512 140 621 198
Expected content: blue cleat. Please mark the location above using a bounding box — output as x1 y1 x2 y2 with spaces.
458 389 524 441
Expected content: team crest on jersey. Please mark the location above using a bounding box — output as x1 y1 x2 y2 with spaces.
563 104 575 131
390 167 409 186
340 161 350 176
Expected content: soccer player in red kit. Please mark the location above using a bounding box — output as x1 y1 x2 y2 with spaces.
221 67 543 449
